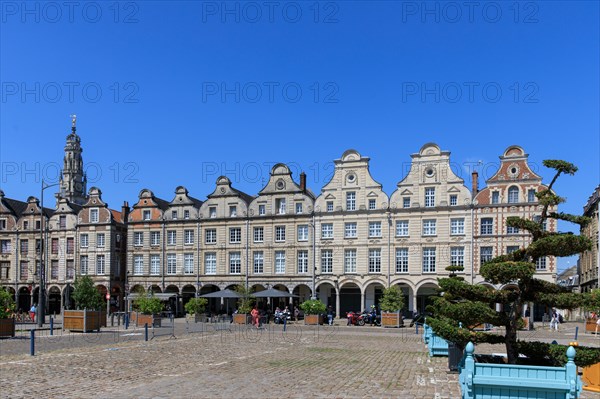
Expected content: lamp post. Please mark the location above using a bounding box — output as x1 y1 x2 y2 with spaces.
38 179 60 327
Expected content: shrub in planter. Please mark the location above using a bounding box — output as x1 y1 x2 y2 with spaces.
65 276 105 332
0 288 16 338
300 299 326 325
379 286 405 327
134 290 163 327
72 276 103 310
233 284 254 324
185 297 208 322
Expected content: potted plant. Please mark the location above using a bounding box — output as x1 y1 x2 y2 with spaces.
133 290 164 328
379 286 405 328
185 297 208 323
64 275 106 332
233 284 254 324
0 288 16 338
427 159 600 397
300 299 326 325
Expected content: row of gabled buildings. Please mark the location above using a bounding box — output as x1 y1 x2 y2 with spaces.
0 119 568 319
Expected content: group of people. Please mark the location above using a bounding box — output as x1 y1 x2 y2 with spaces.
549 309 563 330
248 305 296 328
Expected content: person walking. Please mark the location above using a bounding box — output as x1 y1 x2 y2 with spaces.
550 309 559 331
251 306 260 329
29 304 36 323
327 305 334 326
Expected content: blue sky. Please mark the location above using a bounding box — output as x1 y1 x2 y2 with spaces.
1 1 599 272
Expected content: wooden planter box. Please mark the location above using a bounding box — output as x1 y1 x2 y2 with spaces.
233 313 249 325
459 342 582 398
63 310 107 332
583 362 600 392
381 312 403 328
585 318 598 333
131 312 161 328
0 318 15 338
186 313 207 323
304 314 323 325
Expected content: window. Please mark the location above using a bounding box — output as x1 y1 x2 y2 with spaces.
51 238 59 254
344 249 356 273
35 221 40 230
134 255 143 275
23 220 28 230
66 260 74 279
150 254 160 275
276 198 286 214
97 233 105 248
321 223 333 239
90 208 99 223
425 188 435 207
345 222 357 238
508 186 519 203
167 254 177 275
134 232 144 246
275 251 286 274
275 226 286 242
66 238 74 254
507 246 519 254
80 234 89 248
321 249 333 273
253 251 264 274
0 219 5 230
80 255 89 275
295 202 303 214
172 210 178 220
396 248 409 273
297 250 308 273
184 230 194 245
184 253 194 274
151 231 160 246
184 210 190 219
422 219 437 236
491 191 499 204
229 228 241 244
253 227 264 243
480 218 493 235
209 207 217 218
422 248 436 273
326 201 334 212
229 252 241 274
258 204 266 215
51 260 58 279
346 192 356 211
535 257 546 271
368 249 381 273
528 189 536 202
229 206 237 217
297 225 308 241
369 221 382 237
35 239 41 254
507 225 520 234
480 247 493 266
167 230 176 245
368 199 376 210
205 229 217 244
450 218 464 235
396 220 409 237
0 240 11 254
449 195 457 206
20 240 28 254
403 197 410 208
205 253 216 275
143 210 151 221
96 255 105 275
20 261 28 280
59 215 66 229
450 247 464 267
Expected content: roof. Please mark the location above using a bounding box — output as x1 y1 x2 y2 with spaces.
3 197 54 218
110 209 123 223
583 185 600 214
153 196 171 211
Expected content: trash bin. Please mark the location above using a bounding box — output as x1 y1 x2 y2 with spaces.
448 341 463 372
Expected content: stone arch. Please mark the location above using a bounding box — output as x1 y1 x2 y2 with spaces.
47 285 62 314
338 280 361 315
415 280 440 314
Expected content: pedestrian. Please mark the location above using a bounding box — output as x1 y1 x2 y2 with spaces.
327 305 334 326
550 309 559 331
294 306 299 321
29 304 36 323
251 306 260 329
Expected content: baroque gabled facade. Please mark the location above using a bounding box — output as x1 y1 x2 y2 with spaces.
580 185 600 292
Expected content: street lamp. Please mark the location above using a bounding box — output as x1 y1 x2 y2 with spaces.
38 179 60 327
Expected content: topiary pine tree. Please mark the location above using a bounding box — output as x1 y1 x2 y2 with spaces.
427 160 600 366
72 275 103 310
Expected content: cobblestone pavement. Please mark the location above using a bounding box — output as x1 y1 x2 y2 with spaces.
1 321 599 398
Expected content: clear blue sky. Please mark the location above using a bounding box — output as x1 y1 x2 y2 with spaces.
1 1 599 272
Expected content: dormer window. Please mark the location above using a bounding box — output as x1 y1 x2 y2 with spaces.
326 201 334 212
209 207 217 218
491 191 499 204
90 208 99 223
449 195 457 206
276 198 286 215
184 210 190 219
172 210 178 220
0 219 6 230
229 206 237 217
508 186 519 204
295 203 303 214
258 204 266 216
142 210 151 221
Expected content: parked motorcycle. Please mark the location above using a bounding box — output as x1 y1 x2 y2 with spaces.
273 311 291 324
346 311 364 326
361 310 381 326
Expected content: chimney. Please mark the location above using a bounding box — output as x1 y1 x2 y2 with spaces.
300 172 306 192
121 201 130 224
471 171 479 196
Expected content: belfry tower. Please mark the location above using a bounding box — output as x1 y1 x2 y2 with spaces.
59 115 87 205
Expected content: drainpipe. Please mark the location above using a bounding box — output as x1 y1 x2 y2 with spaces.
245 218 249 290
387 211 391 287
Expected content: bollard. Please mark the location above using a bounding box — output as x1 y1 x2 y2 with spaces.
30 330 35 356
415 324 419 334
575 326 579 341
283 316 287 332
125 313 129 330
145 323 148 341
50 317 54 336
111 313 114 327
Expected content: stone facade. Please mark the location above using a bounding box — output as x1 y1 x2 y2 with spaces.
580 186 600 292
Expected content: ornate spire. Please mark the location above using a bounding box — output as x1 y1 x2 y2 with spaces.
60 114 87 205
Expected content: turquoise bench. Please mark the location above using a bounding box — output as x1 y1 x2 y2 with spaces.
427 331 449 357
423 323 432 344
459 342 582 399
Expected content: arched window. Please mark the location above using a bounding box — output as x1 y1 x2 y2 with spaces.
507 186 519 204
